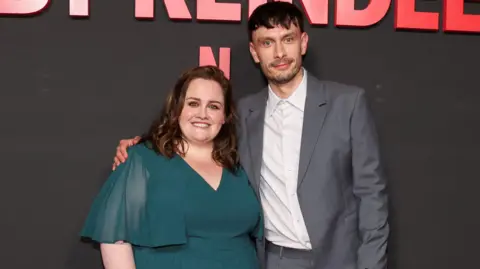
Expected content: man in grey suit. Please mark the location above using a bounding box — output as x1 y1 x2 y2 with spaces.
112 2 389 269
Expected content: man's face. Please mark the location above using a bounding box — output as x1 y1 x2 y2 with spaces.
249 23 308 85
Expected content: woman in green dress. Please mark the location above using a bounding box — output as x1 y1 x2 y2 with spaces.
80 66 263 269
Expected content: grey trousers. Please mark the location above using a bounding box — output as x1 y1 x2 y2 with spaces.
265 243 315 269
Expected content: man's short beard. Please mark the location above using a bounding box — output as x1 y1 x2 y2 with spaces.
266 65 301 85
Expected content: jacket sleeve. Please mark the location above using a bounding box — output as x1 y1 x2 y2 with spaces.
350 89 390 269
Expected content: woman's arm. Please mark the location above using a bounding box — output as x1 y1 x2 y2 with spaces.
100 241 136 269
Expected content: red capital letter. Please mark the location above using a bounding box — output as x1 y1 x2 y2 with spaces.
0 0 49 15
444 0 480 33
394 0 439 30
197 0 241 21
299 0 329 25
70 0 88 17
199 47 231 79
136 0 192 19
249 0 267 17
335 0 390 27
249 0 328 25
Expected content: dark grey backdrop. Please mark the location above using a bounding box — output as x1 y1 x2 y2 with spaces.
1 1 479 269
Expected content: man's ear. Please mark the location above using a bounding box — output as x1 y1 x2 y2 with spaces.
300 32 309 56
249 42 260 63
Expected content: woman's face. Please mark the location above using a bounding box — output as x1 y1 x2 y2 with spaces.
178 78 226 146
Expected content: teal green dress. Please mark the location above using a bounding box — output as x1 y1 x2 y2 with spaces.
80 143 263 269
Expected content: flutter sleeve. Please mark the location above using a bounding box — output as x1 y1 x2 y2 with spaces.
80 145 161 247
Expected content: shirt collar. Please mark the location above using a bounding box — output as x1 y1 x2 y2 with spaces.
266 68 307 116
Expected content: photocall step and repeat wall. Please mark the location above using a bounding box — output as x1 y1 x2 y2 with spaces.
1 0 479 269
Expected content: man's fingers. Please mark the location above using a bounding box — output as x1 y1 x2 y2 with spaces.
116 145 127 162
113 137 139 171
112 156 122 171
112 137 139 171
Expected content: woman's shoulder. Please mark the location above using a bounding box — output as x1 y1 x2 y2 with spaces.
121 141 172 170
127 141 168 160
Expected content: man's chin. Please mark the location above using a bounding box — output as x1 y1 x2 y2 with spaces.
268 67 302 84
268 74 296 85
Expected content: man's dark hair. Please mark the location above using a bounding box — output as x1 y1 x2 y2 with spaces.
248 2 305 41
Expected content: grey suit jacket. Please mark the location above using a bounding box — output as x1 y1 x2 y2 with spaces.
237 70 389 269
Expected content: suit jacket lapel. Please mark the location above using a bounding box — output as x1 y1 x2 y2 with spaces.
297 74 328 188
245 89 268 191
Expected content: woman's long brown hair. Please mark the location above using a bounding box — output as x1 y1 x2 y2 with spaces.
140 65 239 173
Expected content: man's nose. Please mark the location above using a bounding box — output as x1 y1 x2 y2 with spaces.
274 43 286 58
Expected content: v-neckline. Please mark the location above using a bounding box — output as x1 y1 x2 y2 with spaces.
176 154 224 192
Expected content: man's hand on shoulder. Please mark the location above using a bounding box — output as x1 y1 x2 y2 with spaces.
112 136 141 170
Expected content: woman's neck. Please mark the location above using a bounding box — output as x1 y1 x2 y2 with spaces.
179 141 214 161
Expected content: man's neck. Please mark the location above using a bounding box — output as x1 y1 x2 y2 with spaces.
268 68 304 99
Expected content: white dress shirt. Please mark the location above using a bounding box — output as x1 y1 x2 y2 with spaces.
260 70 312 250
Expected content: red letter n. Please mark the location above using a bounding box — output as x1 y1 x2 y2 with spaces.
199 47 231 79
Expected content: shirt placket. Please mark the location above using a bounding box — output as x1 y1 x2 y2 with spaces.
280 101 311 249
279 102 300 239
